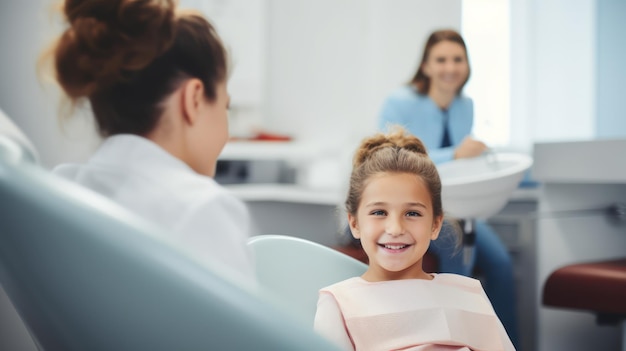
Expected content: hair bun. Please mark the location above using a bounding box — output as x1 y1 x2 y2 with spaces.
55 0 176 97
353 127 428 167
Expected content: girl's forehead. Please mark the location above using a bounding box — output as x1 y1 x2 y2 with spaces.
358 173 433 209
362 172 428 194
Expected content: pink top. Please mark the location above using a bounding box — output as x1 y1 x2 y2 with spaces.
314 274 515 351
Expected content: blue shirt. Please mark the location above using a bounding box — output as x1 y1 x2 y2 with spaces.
378 85 474 164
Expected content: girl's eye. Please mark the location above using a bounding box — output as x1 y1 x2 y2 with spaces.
454 56 464 63
435 57 445 63
406 211 421 217
371 210 386 216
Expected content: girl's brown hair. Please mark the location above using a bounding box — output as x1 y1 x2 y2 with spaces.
50 0 228 137
345 128 443 221
410 29 470 95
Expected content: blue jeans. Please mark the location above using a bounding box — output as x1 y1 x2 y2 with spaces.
428 219 519 348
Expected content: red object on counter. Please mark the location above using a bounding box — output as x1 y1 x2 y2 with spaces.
229 131 292 142
252 132 292 141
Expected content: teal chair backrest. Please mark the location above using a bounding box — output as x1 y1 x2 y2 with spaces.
0 108 38 164
247 234 368 325
0 137 340 351
0 111 41 351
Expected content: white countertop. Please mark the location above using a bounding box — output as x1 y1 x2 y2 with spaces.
221 140 542 206
225 183 539 206
219 140 332 161
533 138 626 183
225 184 343 206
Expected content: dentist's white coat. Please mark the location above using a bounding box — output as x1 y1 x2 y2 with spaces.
54 134 256 284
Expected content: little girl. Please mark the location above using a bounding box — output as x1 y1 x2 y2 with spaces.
314 129 515 350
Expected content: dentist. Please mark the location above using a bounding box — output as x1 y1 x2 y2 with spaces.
48 0 255 283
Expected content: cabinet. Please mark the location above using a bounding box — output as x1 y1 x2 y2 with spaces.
532 139 626 351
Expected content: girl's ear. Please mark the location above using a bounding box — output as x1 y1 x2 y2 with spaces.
180 78 205 126
348 213 360 239
431 215 443 240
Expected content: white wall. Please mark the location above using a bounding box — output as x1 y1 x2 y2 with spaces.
265 0 461 144
181 0 268 138
0 0 460 168
0 1 101 169
510 0 597 149
462 0 511 147
3 0 624 168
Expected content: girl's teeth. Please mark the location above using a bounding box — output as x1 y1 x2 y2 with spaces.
384 244 407 250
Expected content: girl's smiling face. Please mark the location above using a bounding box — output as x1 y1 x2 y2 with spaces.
349 172 443 282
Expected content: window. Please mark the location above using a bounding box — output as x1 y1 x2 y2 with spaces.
461 0 510 147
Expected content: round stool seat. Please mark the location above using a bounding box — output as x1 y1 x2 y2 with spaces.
543 259 626 316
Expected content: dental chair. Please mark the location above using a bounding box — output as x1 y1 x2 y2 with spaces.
247 234 368 325
543 259 626 351
0 132 340 350
0 108 38 163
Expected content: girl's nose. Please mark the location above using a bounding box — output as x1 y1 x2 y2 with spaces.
386 218 404 236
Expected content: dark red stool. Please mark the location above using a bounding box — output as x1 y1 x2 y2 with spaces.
543 259 626 349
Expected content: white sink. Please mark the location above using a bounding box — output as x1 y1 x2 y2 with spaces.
437 153 533 219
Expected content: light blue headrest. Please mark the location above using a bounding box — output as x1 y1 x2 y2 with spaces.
0 108 39 164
